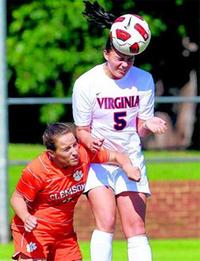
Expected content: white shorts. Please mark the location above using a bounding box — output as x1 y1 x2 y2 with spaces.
84 163 151 196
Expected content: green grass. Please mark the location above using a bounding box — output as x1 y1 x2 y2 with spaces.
9 143 44 160
147 161 200 180
1 239 200 261
145 150 200 180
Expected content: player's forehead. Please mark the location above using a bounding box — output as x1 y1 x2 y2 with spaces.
54 132 76 149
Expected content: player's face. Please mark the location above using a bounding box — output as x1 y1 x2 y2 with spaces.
103 48 135 79
50 133 79 168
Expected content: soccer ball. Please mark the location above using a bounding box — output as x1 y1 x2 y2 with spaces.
110 14 151 56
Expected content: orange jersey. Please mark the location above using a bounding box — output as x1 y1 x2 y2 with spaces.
11 145 109 235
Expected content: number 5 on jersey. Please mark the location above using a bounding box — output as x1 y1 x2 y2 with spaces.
114 111 127 130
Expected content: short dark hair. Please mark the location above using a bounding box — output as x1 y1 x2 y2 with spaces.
42 122 75 151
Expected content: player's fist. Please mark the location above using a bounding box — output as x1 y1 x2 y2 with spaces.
24 214 37 232
88 138 104 152
123 165 141 182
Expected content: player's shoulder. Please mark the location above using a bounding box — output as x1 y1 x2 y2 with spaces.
25 152 49 177
131 66 153 79
78 145 90 163
78 144 89 158
129 66 154 91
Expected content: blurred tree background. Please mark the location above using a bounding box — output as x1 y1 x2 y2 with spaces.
7 0 199 147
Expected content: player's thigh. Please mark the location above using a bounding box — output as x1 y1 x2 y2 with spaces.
53 235 82 261
87 186 117 231
116 191 147 237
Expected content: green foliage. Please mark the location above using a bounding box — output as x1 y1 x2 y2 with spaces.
39 103 65 123
7 0 107 122
178 24 187 37
111 1 167 36
148 18 167 37
176 0 185 6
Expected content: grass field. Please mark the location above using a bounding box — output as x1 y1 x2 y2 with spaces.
1 239 200 261
2 144 200 260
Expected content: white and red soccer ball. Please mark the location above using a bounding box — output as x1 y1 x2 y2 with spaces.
110 14 151 56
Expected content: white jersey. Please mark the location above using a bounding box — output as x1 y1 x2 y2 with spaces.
72 63 154 195
73 63 154 162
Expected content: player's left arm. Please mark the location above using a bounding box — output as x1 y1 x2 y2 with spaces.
137 116 167 137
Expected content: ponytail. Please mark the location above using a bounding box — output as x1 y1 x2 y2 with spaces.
83 1 116 29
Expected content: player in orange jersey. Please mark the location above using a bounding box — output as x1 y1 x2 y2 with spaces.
10 122 141 261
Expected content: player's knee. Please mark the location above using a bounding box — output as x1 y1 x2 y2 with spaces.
96 214 116 232
123 219 146 238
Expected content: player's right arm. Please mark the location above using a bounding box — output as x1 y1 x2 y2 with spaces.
90 147 141 182
10 190 37 232
77 126 141 182
76 125 104 152
107 150 141 182
10 165 42 232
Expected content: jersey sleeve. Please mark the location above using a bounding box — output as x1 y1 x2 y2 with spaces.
138 74 155 120
16 166 43 202
72 77 94 126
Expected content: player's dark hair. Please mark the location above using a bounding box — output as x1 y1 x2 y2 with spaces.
43 122 75 151
83 1 116 52
83 1 116 29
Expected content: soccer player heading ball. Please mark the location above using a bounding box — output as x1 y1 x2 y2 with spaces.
73 1 167 261
83 0 151 56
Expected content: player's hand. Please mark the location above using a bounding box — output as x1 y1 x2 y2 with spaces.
123 165 141 182
145 117 167 134
88 138 104 152
24 214 37 232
